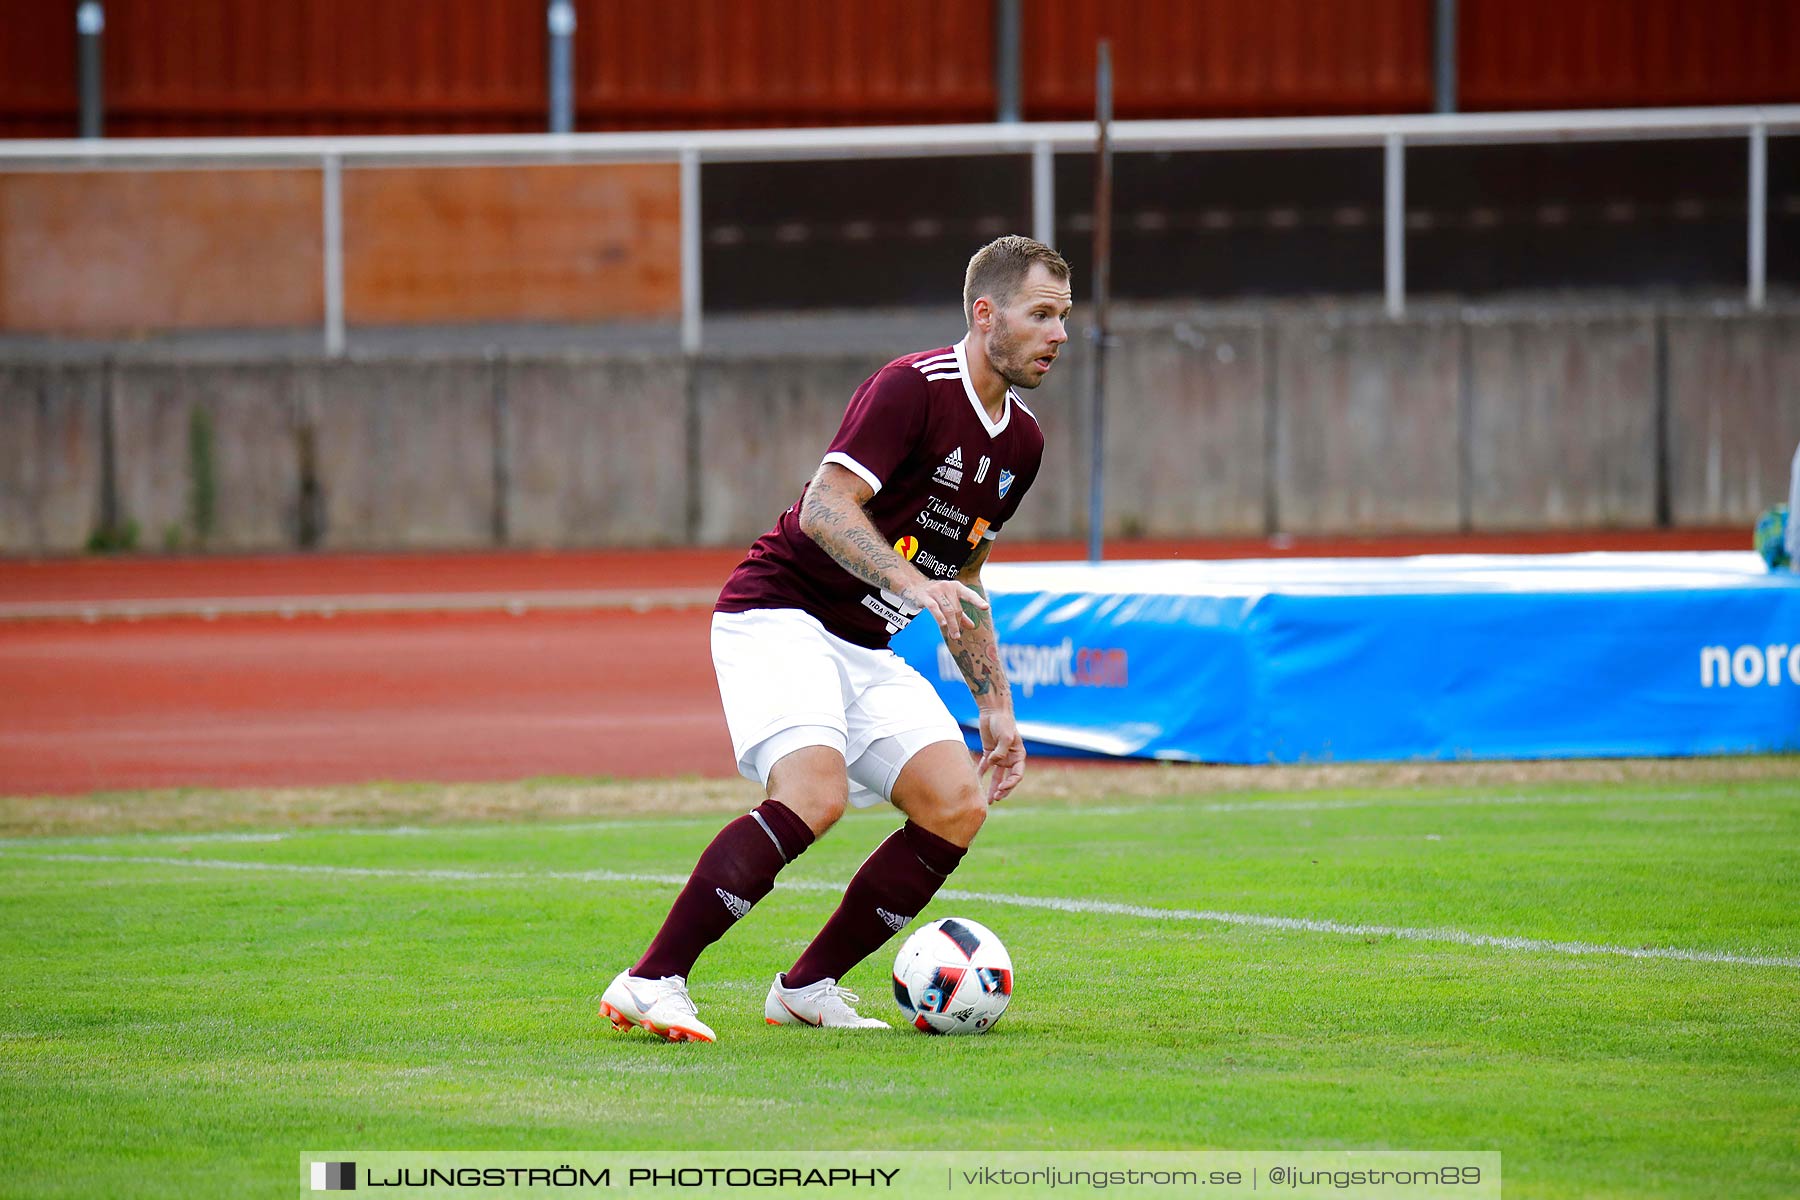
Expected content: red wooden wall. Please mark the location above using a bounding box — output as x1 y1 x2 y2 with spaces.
1 0 1795 139
0 1 79 137
575 0 995 128
1459 0 1800 111
1025 0 1432 119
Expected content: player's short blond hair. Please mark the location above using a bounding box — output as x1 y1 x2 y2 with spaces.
963 235 1071 326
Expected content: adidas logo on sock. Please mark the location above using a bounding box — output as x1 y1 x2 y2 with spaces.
876 907 910 933
716 888 751 919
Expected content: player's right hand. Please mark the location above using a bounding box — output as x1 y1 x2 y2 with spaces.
905 579 988 642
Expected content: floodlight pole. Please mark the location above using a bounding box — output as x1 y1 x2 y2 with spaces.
1433 0 1458 114
547 0 576 134
1086 40 1113 564
77 2 104 138
994 0 1022 123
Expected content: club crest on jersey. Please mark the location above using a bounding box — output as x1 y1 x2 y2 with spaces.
997 469 1015 499
934 447 964 490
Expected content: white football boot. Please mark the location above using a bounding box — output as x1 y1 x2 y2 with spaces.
600 971 716 1043
763 973 891 1029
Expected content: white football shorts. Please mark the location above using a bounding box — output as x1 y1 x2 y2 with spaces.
710 608 968 807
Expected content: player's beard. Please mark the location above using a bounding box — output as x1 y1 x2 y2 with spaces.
986 313 1045 390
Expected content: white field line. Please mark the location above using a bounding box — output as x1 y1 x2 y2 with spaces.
8 851 1797 970
929 887 1800 969
0 787 1729 850
984 789 1727 820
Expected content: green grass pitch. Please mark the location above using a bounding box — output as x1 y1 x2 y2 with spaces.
2 772 1796 1198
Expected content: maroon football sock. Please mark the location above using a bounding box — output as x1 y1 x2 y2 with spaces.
633 799 814 981
785 822 967 990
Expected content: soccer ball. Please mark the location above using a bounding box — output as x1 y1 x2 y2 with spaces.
892 917 1013 1035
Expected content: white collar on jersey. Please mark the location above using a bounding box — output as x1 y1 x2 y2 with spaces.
954 336 1013 438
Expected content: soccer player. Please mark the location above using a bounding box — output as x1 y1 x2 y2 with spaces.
600 236 1072 1041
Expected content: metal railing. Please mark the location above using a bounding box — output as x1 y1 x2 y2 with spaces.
3 105 1796 353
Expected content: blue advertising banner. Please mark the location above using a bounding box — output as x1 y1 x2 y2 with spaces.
890 553 1800 763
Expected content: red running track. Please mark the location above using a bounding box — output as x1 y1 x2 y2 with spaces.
0 609 737 796
0 530 1744 796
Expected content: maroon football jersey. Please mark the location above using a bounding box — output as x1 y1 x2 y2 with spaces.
716 339 1045 649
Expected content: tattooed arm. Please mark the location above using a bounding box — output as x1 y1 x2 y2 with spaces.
955 537 1025 803
798 463 988 642
948 537 1010 710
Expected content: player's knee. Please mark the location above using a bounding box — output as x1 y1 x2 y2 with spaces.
814 788 850 831
766 745 850 835
936 778 987 845
774 781 848 836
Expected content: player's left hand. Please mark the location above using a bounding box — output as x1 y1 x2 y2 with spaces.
976 709 1026 804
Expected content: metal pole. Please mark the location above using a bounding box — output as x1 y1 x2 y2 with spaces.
1433 0 1458 114
1031 139 1054 248
322 153 345 358
547 0 576 134
1086 40 1113 564
680 147 702 355
77 1 105 138
1749 122 1767 310
1385 132 1405 318
995 0 1022 123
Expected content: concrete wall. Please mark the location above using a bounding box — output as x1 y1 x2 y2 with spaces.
1093 321 1269 538
4 304 1793 555
1275 316 1462 533
504 356 689 547
1665 313 1800 526
691 356 885 545
306 361 499 550
0 364 105 553
1466 315 1659 528
110 363 304 551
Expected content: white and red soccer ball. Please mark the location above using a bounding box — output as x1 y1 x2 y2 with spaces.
892 917 1013 1035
